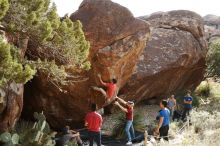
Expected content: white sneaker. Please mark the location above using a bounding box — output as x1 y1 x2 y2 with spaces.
126 141 132 145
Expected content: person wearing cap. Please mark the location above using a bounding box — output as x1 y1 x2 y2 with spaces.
114 97 135 145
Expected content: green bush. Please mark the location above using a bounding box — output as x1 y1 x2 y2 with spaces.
14 120 35 143
0 112 56 146
206 42 220 78
0 0 9 19
195 81 210 98
191 93 200 107
0 37 36 86
0 0 90 86
112 112 146 139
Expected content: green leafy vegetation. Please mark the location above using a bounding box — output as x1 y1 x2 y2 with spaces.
196 79 220 113
0 132 19 146
0 0 9 19
0 112 56 146
208 80 220 101
206 41 220 78
195 81 210 97
0 0 90 87
0 37 36 86
191 93 200 107
195 79 220 101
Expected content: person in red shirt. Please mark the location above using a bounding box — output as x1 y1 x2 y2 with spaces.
85 103 102 146
114 97 135 145
92 74 118 104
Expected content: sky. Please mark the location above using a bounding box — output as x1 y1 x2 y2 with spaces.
52 0 220 17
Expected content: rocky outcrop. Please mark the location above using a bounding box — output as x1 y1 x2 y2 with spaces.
0 82 23 132
120 10 208 102
203 14 220 42
23 0 150 129
23 7 208 129
204 14 220 26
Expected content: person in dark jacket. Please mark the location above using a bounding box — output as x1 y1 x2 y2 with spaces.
55 126 83 146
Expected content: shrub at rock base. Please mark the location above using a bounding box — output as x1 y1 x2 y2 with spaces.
0 112 56 146
195 81 210 97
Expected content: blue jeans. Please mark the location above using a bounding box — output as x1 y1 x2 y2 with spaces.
125 120 135 142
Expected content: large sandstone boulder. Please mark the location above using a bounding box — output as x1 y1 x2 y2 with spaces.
120 10 208 102
23 0 150 129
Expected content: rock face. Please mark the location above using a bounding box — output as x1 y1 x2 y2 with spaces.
204 14 220 26
119 10 208 102
23 6 208 128
0 83 23 132
203 14 220 42
23 0 150 129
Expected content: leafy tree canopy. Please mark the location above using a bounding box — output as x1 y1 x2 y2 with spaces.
206 40 220 78
0 37 35 85
0 0 90 87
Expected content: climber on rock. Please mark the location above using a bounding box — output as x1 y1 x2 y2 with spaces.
92 74 118 104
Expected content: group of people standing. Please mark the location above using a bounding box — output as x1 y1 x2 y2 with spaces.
84 76 194 146
156 90 193 142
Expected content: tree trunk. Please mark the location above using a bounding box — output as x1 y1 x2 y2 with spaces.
0 82 23 132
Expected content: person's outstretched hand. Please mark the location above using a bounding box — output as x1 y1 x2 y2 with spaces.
97 74 101 78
